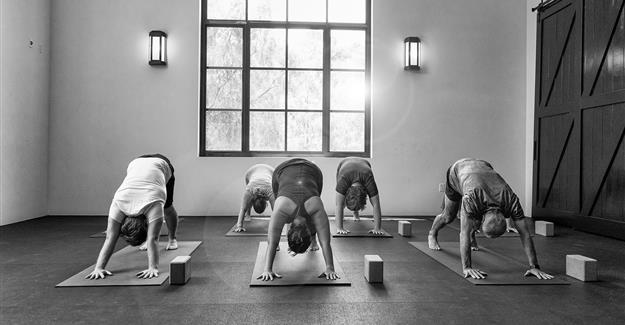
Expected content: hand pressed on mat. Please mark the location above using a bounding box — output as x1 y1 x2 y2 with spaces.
85 269 112 280
524 268 554 279
136 268 159 279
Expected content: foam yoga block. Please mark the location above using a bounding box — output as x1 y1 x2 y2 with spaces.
398 221 412 237
535 221 554 236
364 255 383 283
170 255 191 285
566 255 597 282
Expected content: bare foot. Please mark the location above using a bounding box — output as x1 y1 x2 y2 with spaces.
353 216 360 222
309 241 320 252
506 227 519 233
471 245 480 251
428 234 441 250
166 239 178 250
139 241 147 251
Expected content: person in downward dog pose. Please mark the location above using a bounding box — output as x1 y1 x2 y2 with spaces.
428 158 552 280
257 158 339 281
86 154 179 280
334 157 384 235
233 164 275 232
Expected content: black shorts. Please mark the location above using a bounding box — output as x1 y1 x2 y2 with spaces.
139 153 175 208
444 166 462 202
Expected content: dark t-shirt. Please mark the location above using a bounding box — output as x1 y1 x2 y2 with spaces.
335 157 378 198
446 158 524 220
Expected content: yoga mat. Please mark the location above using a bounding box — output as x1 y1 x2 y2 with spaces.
409 242 568 285
250 241 350 286
329 219 393 238
56 241 202 287
225 219 288 237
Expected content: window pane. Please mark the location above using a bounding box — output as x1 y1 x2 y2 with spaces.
206 69 242 109
206 28 242 67
288 29 323 68
249 0 286 21
288 71 322 109
251 28 286 67
328 0 366 23
331 71 365 110
250 70 285 109
287 112 322 151
331 30 365 69
207 0 245 20
250 111 285 151
330 112 364 151
205 111 242 150
288 0 325 22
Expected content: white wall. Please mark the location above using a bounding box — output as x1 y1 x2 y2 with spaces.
0 0 50 225
48 0 528 217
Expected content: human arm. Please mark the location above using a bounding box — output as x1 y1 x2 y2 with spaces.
335 192 348 234
313 210 339 280
86 216 121 280
257 210 285 281
235 190 253 232
459 214 486 279
368 195 384 234
514 218 554 279
136 217 163 279
268 193 275 210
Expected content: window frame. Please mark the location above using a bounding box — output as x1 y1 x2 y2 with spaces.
199 0 371 157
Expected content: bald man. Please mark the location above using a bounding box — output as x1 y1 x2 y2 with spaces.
428 158 553 280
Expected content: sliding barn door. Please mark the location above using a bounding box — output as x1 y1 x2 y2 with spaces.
534 0 625 239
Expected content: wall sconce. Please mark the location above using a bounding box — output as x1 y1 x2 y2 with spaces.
149 30 167 66
404 37 421 70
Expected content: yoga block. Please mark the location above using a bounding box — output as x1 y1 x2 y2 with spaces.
170 255 191 285
535 220 554 236
566 255 597 282
398 221 412 237
364 255 383 283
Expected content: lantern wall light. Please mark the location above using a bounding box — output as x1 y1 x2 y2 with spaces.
404 37 421 70
149 30 167 66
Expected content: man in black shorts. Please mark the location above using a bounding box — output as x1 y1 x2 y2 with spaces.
428 158 553 280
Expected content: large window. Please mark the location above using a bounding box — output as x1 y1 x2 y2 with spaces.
200 0 371 157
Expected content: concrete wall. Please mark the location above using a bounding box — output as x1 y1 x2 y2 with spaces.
47 0 528 217
0 0 51 225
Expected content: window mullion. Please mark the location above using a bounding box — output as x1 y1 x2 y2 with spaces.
322 27 331 154
242 25 250 152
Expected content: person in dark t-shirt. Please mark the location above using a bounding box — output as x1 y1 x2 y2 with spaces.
335 157 383 235
428 158 553 280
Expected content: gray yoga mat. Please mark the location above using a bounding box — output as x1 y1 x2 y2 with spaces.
56 241 202 287
329 219 393 238
250 241 350 286
409 241 569 285
225 219 288 237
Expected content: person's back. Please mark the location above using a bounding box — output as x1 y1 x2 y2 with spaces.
273 158 323 203
449 158 515 213
246 164 273 195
